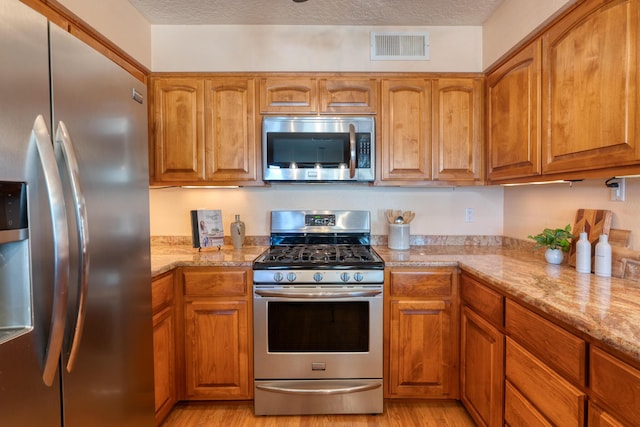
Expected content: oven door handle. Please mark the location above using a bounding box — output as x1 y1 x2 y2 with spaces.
349 123 356 178
254 289 382 298
256 381 381 396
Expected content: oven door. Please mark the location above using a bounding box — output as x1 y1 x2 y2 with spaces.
253 284 383 380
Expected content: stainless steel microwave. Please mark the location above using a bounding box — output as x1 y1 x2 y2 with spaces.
262 116 375 182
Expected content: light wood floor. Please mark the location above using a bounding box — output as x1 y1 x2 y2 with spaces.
161 400 476 426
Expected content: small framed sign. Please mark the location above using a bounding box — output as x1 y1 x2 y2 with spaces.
191 209 224 249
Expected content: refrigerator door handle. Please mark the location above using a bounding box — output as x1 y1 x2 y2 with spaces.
31 115 70 387
54 121 90 373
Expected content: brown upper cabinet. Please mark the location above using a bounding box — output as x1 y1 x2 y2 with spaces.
542 0 640 176
150 76 262 186
432 78 484 183
379 77 484 186
259 77 318 114
259 77 378 114
379 79 433 183
319 78 378 114
487 0 640 183
487 39 542 183
151 78 204 183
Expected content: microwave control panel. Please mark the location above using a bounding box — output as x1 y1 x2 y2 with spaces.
357 134 371 168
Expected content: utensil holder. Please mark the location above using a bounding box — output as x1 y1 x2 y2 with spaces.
388 224 410 250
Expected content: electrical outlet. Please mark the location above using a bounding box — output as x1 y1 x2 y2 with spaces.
610 178 626 201
465 208 474 223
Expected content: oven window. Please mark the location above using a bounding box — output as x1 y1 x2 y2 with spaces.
267 301 369 352
267 133 349 168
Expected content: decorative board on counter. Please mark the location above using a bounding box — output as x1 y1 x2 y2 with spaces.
567 209 612 269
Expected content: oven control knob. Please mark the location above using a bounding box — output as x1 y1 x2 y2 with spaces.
286 272 297 282
340 272 351 282
273 272 284 282
313 272 324 282
354 272 364 282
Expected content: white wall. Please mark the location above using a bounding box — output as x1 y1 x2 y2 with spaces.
504 178 640 250
151 25 482 72
57 0 152 68
482 0 576 69
149 185 504 238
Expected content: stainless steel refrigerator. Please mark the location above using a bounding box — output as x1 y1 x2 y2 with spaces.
0 0 155 425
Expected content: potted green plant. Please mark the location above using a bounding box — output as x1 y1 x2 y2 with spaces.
528 225 575 264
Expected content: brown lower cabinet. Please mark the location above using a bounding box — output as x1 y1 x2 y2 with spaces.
179 267 253 400
460 271 504 427
152 266 640 427
385 267 460 398
589 346 640 426
151 271 177 425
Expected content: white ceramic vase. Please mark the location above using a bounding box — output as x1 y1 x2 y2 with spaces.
545 248 564 264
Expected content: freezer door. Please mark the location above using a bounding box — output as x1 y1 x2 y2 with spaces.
49 24 155 427
0 0 62 426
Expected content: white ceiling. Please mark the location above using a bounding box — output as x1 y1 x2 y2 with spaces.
128 0 505 26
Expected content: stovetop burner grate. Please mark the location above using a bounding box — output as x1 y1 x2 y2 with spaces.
254 244 384 270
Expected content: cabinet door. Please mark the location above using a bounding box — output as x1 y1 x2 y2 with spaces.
487 39 542 182
204 78 259 183
153 306 176 424
460 307 504 427
380 79 432 183
259 77 317 113
542 0 640 174
590 346 640 426
432 78 484 183
319 78 378 114
184 299 251 400
388 299 456 397
151 78 205 183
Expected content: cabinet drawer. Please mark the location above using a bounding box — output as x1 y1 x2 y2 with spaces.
461 273 503 326
504 380 552 427
506 299 586 385
389 269 454 298
506 338 586 426
152 272 174 314
590 346 640 427
182 268 249 297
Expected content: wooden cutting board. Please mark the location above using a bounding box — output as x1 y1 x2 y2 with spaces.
567 209 613 268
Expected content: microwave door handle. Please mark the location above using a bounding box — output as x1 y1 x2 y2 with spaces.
31 115 70 387
349 123 356 178
54 121 90 373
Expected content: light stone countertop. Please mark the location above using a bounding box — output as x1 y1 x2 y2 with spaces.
151 243 640 366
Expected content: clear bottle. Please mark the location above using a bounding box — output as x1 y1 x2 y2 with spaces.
575 232 592 274
230 214 245 249
594 234 611 277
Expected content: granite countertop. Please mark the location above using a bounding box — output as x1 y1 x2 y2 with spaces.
151 243 640 366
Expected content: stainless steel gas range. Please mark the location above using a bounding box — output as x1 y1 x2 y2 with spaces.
252 210 384 416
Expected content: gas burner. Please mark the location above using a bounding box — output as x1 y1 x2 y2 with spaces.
253 244 383 270
253 210 384 273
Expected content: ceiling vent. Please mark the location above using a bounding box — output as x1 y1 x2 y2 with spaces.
370 32 430 61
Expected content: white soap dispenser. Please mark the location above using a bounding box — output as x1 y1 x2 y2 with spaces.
594 234 612 277
575 232 592 274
